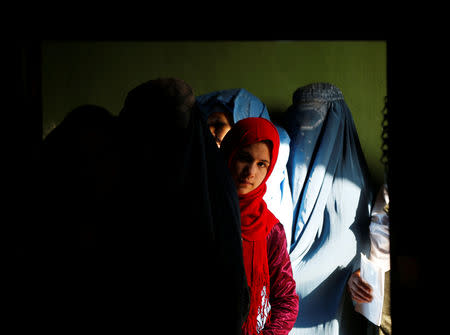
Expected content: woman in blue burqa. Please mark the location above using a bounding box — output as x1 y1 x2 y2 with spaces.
196 88 293 237
282 83 375 334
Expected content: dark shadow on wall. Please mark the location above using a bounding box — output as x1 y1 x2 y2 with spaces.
7 39 43 332
267 108 286 126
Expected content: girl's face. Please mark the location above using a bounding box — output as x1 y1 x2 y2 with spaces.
230 141 271 195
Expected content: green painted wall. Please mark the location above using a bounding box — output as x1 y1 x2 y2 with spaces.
42 40 387 187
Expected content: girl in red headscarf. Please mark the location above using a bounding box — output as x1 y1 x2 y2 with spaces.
221 117 299 335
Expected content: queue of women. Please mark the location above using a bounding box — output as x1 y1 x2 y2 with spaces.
33 78 388 335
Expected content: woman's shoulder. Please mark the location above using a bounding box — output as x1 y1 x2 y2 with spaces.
267 222 286 245
266 222 292 271
269 221 284 234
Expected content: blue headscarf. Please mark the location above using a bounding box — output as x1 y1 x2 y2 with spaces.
196 88 270 122
196 88 294 231
283 83 374 334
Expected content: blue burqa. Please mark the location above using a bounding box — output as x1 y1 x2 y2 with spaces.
282 83 374 334
196 88 271 121
196 88 293 232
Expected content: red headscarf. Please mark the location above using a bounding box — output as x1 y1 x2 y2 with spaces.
221 117 280 334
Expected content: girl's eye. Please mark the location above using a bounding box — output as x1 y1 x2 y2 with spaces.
258 162 268 168
236 151 252 163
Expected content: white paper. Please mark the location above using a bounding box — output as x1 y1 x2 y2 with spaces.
355 253 385 326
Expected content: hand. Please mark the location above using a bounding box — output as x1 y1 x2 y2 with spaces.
347 269 373 303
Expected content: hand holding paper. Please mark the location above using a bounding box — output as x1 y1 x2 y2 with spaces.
348 269 373 303
354 253 385 326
